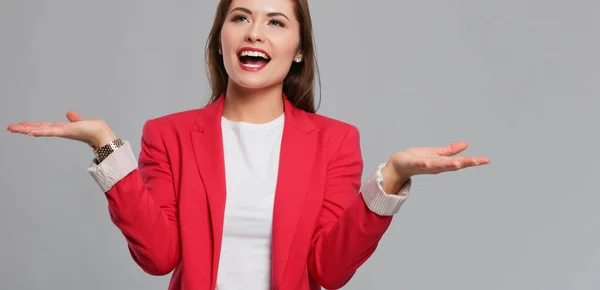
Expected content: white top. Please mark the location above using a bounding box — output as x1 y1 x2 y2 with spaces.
216 114 285 289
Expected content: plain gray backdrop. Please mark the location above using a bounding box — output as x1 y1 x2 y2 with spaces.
1 0 598 289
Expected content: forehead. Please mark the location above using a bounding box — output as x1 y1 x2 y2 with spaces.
227 0 296 16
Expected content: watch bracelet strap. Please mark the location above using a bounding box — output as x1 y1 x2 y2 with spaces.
93 138 124 164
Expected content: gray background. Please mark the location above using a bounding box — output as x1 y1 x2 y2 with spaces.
1 0 598 289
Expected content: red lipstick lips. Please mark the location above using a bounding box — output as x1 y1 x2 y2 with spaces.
237 47 271 72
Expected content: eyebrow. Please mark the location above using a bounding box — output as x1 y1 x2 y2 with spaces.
229 7 290 21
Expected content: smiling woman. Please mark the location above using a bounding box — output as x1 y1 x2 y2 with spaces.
6 0 490 289
206 0 317 116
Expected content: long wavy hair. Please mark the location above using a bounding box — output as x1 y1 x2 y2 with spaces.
204 0 321 113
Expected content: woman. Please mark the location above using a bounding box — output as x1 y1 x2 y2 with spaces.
7 0 490 289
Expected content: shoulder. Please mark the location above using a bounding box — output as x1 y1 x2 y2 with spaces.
137 107 207 144
139 105 215 137
307 111 359 135
303 112 364 172
303 111 361 150
143 99 221 131
145 108 203 128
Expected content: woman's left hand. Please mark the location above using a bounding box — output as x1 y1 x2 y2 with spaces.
382 141 490 194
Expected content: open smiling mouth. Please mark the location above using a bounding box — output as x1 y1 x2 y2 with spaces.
237 48 271 71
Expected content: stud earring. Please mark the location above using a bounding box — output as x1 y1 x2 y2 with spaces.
294 57 302 63
218 48 222 54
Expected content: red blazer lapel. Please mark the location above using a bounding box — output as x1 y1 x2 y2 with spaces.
190 95 227 288
271 97 319 286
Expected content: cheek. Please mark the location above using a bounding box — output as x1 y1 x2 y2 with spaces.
219 29 241 71
219 27 235 51
275 32 300 53
271 34 301 63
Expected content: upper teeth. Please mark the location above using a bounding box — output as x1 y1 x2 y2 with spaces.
240 50 270 59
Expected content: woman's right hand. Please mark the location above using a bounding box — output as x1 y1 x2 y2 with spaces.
7 111 117 148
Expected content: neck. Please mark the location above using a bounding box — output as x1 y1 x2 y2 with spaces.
222 82 285 124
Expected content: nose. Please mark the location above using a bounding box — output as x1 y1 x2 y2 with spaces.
245 22 265 43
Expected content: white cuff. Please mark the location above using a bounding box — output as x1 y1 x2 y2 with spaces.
360 163 411 216
87 141 138 192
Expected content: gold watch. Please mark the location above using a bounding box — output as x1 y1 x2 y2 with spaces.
93 138 124 164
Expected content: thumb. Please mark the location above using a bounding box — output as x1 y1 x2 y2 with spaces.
433 141 469 156
66 110 83 122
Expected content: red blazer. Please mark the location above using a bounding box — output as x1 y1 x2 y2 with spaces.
103 95 396 289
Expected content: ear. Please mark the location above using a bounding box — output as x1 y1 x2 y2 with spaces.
294 51 303 63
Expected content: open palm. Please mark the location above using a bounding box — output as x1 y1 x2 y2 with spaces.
7 111 115 148
390 141 490 177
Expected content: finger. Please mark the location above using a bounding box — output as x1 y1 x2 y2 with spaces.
17 121 54 128
437 156 490 171
459 156 490 166
12 122 68 131
412 157 457 168
8 122 54 134
411 159 452 174
433 141 468 156
6 124 19 131
439 158 464 171
66 111 83 122
7 124 38 134
446 156 491 167
26 126 67 137
412 157 474 174
473 157 491 165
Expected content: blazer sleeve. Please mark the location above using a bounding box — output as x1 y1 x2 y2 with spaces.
87 119 180 276
307 125 410 289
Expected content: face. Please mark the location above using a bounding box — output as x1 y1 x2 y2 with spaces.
220 0 302 90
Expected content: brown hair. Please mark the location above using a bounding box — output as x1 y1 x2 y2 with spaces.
204 0 321 113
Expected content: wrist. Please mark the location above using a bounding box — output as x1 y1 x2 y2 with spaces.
381 162 411 195
90 130 117 149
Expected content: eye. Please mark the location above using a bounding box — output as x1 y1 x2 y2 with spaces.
269 19 285 27
231 14 249 22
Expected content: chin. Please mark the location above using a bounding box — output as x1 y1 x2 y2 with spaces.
231 76 270 89
228 71 284 91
